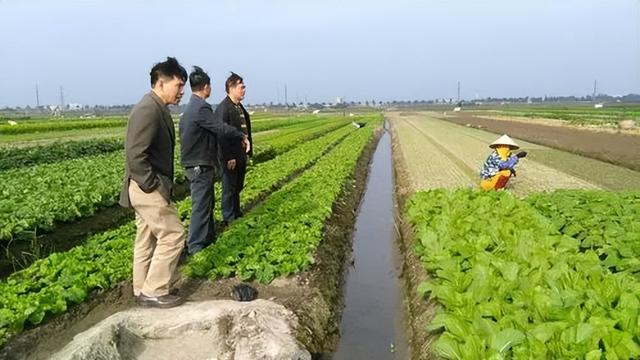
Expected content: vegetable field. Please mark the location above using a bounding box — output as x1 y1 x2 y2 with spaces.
406 190 640 359
3 109 640 359
484 105 640 127
391 111 640 360
0 113 382 348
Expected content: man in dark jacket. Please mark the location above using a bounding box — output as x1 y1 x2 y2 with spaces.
119 57 187 308
179 66 249 254
215 72 253 223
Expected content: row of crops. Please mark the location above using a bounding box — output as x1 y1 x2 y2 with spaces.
0 114 382 346
0 116 353 242
0 138 124 170
0 117 127 135
493 106 640 126
406 189 640 359
0 114 327 137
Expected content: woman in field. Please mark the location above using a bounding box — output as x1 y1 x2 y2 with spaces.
480 134 527 190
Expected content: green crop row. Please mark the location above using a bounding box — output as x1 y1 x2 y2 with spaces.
0 138 123 171
250 115 324 132
498 108 640 126
0 152 126 241
527 190 640 279
183 116 380 283
251 117 351 162
0 115 379 346
0 115 346 172
0 118 353 242
406 189 640 359
177 122 360 221
0 117 127 135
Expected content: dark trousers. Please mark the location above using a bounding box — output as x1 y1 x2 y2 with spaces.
185 165 216 254
220 160 246 222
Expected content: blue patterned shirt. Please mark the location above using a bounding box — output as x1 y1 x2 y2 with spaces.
480 151 518 179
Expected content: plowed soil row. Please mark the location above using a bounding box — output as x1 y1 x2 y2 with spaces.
387 112 618 196
445 112 640 172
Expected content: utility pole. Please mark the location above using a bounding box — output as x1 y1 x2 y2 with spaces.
59 85 65 109
35 84 40 108
592 80 597 101
457 81 461 103
284 84 288 106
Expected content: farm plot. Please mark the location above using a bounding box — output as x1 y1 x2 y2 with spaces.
390 111 640 360
0 138 124 171
0 117 126 136
405 189 640 360
444 111 640 172
488 106 640 127
0 114 381 348
527 190 640 279
0 116 353 242
388 112 603 196
389 116 471 192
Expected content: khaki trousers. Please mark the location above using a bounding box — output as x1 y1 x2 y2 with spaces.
129 180 185 297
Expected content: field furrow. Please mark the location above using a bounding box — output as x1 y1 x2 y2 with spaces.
391 112 601 195
389 116 472 191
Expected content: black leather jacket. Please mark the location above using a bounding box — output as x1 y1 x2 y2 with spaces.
214 96 253 162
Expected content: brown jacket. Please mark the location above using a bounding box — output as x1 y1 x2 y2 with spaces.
119 91 175 207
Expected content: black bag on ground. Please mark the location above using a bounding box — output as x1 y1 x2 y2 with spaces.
231 283 258 301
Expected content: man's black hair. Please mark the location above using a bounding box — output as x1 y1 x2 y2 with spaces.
189 66 211 92
225 71 244 93
150 57 187 86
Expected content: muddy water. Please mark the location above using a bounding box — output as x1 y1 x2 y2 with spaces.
333 125 409 359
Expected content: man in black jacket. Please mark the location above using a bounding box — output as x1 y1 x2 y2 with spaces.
215 72 253 223
179 66 249 254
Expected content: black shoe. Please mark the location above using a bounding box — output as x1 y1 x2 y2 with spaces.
137 293 185 308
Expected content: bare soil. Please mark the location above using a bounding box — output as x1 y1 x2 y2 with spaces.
445 113 640 171
389 118 439 360
387 112 605 195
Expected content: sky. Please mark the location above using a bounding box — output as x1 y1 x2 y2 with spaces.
0 0 639 107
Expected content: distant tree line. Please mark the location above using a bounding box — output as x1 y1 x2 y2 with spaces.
2 93 639 118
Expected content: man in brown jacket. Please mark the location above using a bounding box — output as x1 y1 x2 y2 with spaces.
119 57 187 308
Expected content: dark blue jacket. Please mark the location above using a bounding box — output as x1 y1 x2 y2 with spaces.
179 94 245 168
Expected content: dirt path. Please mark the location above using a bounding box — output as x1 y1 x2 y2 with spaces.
390 116 472 193
444 112 640 171
388 112 602 196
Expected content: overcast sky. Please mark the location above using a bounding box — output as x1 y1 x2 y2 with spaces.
1 0 638 106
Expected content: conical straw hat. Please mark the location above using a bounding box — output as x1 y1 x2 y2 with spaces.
489 134 519 149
